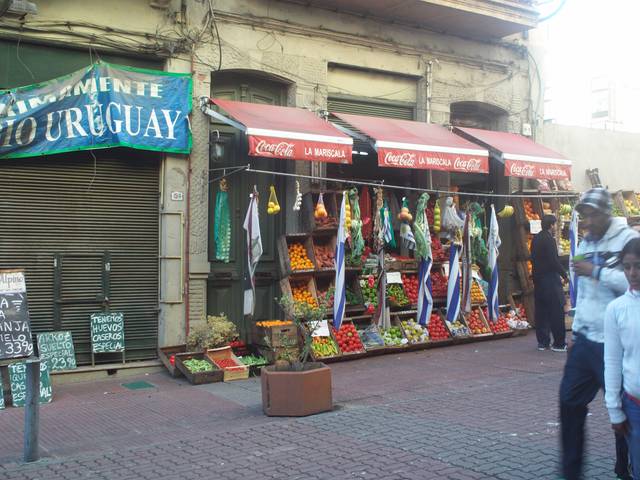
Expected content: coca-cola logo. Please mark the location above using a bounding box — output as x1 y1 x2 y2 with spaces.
383 151 416 166
509 162 536 177
254 139 295 157
454 157 483 172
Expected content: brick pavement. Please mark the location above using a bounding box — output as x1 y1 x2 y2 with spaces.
0 335 619 479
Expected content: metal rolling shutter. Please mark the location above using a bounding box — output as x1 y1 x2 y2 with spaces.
0 155 159 364
328 98 415 120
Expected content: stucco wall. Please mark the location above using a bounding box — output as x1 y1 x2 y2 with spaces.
539 123 640 193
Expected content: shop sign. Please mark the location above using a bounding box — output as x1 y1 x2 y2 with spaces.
505 159 571 180
37 331 77 371
90 312 125 353
377 147 488 173
248 135 352 164
0 62 192 159
0 270 34 360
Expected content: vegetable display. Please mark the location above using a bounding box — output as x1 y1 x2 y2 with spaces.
446 316 471 337
381 326 406 346
427 313 449 341
401 319 429 343
523 200 540 221
471 280 486 304
238 355 268 366
291 283 318 308
386 284 409 307
401 274 419 304
214 358 240 369
333 323 365 353
311 336 339 358
431 271 448 298
466 309 490 335
314 243 335 269
183 359 214 372
360 275 378 309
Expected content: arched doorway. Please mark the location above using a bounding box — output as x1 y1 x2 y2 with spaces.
207 70 292 336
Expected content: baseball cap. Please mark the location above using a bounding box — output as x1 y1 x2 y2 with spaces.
575 187 612 215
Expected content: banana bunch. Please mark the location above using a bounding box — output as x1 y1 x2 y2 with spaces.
497 205 514 218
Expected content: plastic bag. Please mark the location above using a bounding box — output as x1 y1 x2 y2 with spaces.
267 185 280 215
442 196 465 231
314 192 328 219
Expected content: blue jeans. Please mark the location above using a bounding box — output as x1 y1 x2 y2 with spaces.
559 333 630 479
623 393 640 478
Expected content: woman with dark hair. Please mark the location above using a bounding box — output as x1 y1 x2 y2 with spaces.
530 214 567 351
605 237 640 478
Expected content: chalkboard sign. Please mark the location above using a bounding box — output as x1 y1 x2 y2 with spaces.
8 361 52 407
0 270 34 360
0 369 5 410
37 331 77 371
90 312 125 353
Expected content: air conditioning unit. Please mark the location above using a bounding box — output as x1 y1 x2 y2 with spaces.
0 0 38 16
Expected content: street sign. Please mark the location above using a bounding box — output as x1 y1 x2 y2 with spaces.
0 270 34 360
37 332 77 371
8 361 52 407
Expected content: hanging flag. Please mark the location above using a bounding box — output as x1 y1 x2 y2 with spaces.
243 189 263 316
333 192 348 330
461 212 472 314
414 193 433 326
399 197 416 251
487 204 501 322
214 182 231 263
446 243 461 324
381 200 396 248
569 209 579 308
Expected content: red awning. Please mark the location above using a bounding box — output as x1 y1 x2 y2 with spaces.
454 127 571 180
210 98 353 164
332 113 489 174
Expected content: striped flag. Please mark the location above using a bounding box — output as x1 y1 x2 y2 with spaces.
569 209 579 308
487 204 501 322
333 191 348 330
414 193 433 326
243 190 262 316
461 212 472 315
381 200 395 248
446 244 461 323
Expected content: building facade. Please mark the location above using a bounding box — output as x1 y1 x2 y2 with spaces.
0 0 539 363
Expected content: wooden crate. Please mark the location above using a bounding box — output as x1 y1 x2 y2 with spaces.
206 347 249 381
312 233 337 271
158 344 196 378
463 306 493 338
443 308 472 339
515 197 543 226
280 276 319 314
277 234 317 277
251 322 299 348
612 191 627 217
175 353 223 385
331 320 367 355
395 314 430 345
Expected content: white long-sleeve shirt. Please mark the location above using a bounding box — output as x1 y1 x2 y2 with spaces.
604 290 640 424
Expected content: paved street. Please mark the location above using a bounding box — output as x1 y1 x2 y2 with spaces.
0 335 617 479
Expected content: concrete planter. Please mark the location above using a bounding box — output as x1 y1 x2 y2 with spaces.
261 362 332 416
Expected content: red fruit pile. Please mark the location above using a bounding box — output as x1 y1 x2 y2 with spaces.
467 309 490 334
431 271 448 298
427 313 450 341
333 323 365 353
516 303 527 321
214 358 240 369
401 274 419 304
483 307 511 333
431 235 446 263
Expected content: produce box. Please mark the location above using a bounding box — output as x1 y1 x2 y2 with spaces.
158 344 194 378
430 267 448 300
313 234 337 270
175 353 223 385
277 234 316 276
470 279 487 305
357 324 386 350
280 277 318 311
515 197 543 225
464 307 493 337
315 277 335 309
444 310 472 338
380 325 408 347
309 335 341 360
359 274 379 314
237 353 269 376
206 346 249 382
427 310 451 342
399 317 430 344
401 273 419 306
252 320 299 348
386 283 411 309
332 321 366 355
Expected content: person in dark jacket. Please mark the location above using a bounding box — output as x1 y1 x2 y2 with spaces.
530 214 567 351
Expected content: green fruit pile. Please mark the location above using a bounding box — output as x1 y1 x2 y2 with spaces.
359 276 378 307
183 358 214 372
381 326 407 346
386 284 409 307
346 287 362 306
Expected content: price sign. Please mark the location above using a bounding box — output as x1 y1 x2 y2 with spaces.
308 320 330 337
0 270 34 360
37 331 77 371
529 220 542 234
386 272 403 284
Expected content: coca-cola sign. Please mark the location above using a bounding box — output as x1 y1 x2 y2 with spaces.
383 151 417 167
379 147 488 173
453 157 484 172
508 162 536 177
254 139 295 158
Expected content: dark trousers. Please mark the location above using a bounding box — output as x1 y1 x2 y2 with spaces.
534 273 566 348
559 333 630 479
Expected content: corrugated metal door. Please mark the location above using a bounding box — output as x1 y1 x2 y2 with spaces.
328 97 415 120
0 152 160 364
